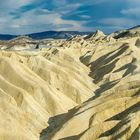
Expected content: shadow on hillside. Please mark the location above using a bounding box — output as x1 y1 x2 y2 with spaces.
59 130 87 140
40 107 79 140
113 58 137 77
106 101 140 122
99 101 140 139
89 43 129 84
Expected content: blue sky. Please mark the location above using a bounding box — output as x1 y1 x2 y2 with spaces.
0 0 140 34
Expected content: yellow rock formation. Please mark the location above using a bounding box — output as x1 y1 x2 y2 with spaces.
1 29 140 140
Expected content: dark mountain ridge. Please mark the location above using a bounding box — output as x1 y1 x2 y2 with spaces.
0 31 92 40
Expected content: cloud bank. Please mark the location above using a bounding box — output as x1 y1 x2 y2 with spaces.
0 0 139 34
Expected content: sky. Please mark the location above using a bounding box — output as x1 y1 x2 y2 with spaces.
0 0 140 34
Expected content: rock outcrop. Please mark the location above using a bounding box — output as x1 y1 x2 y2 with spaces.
1 28 140 140
40 30 140 140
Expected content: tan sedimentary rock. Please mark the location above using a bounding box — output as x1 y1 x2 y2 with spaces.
1 28 140 140
0 44 96 140
40 30 140 140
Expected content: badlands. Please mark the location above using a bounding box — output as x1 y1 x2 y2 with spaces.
1 26 140 140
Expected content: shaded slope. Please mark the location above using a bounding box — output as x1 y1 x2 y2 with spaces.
40 34 140 140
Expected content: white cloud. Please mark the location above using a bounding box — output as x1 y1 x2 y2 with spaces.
121 8 140 17
0 0 116 34
1 0 138 34
79 15 91 19
55 3 81 15
0 0 34 13
124 0 140 7
98 18 137 27
0 7 92 34
121 0 140 18
0 0 92 34
70 0 112 5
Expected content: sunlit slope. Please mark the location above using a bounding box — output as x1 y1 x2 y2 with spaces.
0 47 95 140
41 35 140 140
1 28 140 140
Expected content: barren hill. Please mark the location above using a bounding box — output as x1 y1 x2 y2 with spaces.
1 27 140 140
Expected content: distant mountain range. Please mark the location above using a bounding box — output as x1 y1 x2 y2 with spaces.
0 31 93 40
